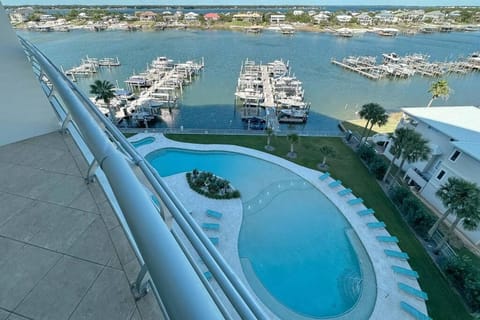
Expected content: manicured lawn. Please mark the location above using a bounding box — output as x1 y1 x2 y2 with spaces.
166 133 473 320
342 111 403 136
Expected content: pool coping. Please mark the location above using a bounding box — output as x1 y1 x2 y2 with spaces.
130 133 430 320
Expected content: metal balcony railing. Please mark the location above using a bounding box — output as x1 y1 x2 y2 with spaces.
19 36 267 320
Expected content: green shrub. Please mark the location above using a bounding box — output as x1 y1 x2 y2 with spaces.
186 169 240 199
389 185 435 238
369 157 388 180
444 255 480 312
389 185 410 205
357 144 376 163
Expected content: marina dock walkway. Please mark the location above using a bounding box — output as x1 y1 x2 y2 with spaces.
261 66 280 130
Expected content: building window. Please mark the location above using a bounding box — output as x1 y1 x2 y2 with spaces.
449 150 461 162
436 170 446 180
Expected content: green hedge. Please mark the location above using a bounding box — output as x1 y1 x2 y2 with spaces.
357 144 389 180
389 185 436 238
442 255 480 312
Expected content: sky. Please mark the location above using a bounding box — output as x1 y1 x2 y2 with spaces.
2 0 480 6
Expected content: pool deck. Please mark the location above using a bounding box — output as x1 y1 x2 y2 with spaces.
132 132 430 320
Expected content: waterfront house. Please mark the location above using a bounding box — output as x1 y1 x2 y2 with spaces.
293 10 304 16
39 14 56 22
357 13 373 26
313 13 330 24
204 13 220 21
184 12 199 22
139 11 158 21
232 12 262 24
336 14 352 23
9 7 34 23
396 9 425 23
375 11 397 24
423 10 446 23
384 106 480 246
270 14 286 24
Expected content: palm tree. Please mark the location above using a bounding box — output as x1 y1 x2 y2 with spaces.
265 127 275 151
427 79 450 108
388 132 430 187
318 145 336 168
90 80 116 122
358 103 389 147
382 127 415 183
428 177 480 240
287 133 299 158
382 127 430 184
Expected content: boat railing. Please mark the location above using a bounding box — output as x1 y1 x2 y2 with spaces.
19 36 268 320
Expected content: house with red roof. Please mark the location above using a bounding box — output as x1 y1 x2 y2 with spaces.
204 13 220 21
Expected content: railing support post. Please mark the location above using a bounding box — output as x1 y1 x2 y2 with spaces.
131 263 150 301
85 159 99 183
60 113 72 134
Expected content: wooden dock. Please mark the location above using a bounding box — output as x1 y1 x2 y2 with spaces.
332 52 480 80
331 59 382 80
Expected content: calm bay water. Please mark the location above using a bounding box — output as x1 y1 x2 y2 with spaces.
19 29 480 131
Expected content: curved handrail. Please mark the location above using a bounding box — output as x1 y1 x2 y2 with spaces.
19 37 223 320
19 36 268 320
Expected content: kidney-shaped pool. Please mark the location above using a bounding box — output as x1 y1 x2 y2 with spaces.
147 148 375 319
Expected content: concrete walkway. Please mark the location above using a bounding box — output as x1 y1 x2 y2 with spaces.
0 132 161 320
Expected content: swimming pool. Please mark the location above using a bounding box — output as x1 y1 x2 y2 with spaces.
131 136 155 148
147 148 375 319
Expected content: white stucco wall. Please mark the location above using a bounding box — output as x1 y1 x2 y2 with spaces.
0 3 59 147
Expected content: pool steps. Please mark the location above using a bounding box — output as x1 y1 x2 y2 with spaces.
348 197 364 205
338 188 352 196
202 223 220 230
367 221 386 229
400 301 432 320
377 235 399 243
392 266 419 279
357 208 375 217
319 172 330 180
384 249 409 260
328 179 342 188
206 209 223 219
398 282 428 300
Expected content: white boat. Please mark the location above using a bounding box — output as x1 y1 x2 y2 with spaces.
382 52 400 63
336 28 354 37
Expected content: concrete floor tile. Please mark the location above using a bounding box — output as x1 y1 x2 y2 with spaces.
0 165 45 196
129 308 141 320
110 226 136 267
0 244 60 310
0 193 34 228
0 310 9 320
87 182 107 205
0 201 96 252
33 174 86 206
24 132 66 152
66 217 116 265
106 252 122 270
123 258 141 285
69 267 136 320
5 314 30 320
97 199 120 230
15 256 103 320
0 238 24 269
136 289 164 320
68 188 98 213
